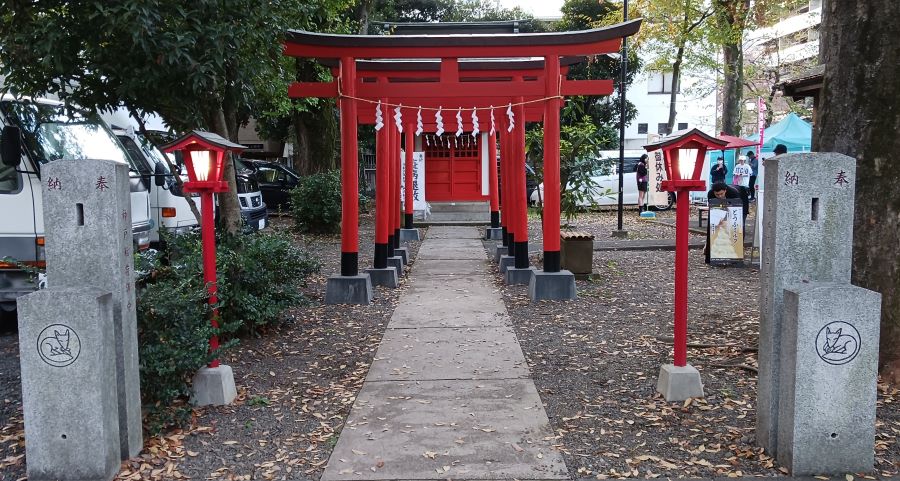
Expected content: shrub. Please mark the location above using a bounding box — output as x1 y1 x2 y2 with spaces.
290 169 342 233
136 230 320 433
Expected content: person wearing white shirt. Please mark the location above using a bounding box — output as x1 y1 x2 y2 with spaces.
733 156 753 187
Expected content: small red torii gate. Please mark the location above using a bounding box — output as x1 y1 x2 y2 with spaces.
283 20 642 303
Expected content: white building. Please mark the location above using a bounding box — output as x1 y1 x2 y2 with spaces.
745 0 821 70
623 62 717 149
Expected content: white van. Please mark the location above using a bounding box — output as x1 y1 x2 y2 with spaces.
0 96 152 314
112 126 201 244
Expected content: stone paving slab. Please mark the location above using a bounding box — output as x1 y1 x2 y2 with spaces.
418 247 490 260
321 380 568 481
389 295 508 328
415 259 488 276
366 327 530 381
425 226 482 239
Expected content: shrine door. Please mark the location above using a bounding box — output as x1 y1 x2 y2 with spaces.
424 135 483 202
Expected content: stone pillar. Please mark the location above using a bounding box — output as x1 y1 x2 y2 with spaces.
17 288 120 481
41 159 143 458
779 283 880 475
758 153 856 456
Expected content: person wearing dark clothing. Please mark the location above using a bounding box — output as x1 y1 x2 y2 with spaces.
710 157 728 184
774 144 787 155
708 182 748 223
635 153 649 211
746 150 759 200
704 182 748 262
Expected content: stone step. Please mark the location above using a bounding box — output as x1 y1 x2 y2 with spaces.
427 212 490 222
428 201 490 213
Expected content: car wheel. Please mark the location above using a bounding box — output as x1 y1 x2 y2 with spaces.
0 306 17 334
651 192 675 211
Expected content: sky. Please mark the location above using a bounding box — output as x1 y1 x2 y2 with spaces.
496 0 564 18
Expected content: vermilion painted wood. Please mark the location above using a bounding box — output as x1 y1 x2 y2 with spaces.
488 131 499 214
375 107 389 246
543 56 562 255
514 100 528 244
289 78 612 100
339 57 359 275
282 39 623 60
404 125 414 216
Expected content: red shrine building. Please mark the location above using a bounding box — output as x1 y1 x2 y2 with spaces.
283 18 642 304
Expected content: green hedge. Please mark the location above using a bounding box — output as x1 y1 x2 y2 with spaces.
136 231 320 433
290 169 342 233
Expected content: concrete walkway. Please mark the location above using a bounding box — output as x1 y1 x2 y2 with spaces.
322 226 569 481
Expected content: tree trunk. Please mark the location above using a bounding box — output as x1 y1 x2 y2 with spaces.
211 107 243 235
666 47 684 134
720 42 743 135
715 0 750 136
292 100 338 175
357 0 373 34
817 0 900 383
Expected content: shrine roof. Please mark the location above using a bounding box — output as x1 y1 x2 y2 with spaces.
284 19 642 58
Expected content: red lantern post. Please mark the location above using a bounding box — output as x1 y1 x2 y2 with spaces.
645 129 727 400
162 131 245 369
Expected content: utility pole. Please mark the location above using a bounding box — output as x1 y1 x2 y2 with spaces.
614 0 629 237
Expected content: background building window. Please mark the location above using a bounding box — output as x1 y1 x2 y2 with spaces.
647 71 678 94
657 123 670 135
678 122 688 130
637 123 648 134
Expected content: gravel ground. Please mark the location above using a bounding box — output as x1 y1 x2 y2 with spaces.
0 212 424 481
492 209 900 479
2 207 897 480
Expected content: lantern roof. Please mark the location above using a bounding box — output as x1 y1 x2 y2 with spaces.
643 128 728 152
161 130 246 153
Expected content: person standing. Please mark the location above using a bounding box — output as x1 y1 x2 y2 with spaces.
746 150 759 200
733 155 752 189
710 157 728 183
635 153 649 212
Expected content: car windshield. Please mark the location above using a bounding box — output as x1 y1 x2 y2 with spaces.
0 100 133 170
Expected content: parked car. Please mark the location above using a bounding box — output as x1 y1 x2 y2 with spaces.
530 150 674 210
243 159 300 211
233 158 268 231
112 126 202 245
0 96 152 315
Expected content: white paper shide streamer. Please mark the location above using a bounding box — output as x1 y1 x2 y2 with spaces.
435 107 444 136
489 106 496 136
374 101 384 131
506 103 515 133
415 107 423 136
471 108 480 138
455 108 463 137
394 104 403 133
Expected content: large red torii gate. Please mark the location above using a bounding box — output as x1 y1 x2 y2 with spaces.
284 20 642 303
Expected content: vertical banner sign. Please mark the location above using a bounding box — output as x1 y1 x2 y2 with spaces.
648 149 668 207
412 151 426 211
757 97 766 159
709 198 744 264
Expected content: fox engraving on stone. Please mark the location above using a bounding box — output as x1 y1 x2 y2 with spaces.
823 327 855 355
41 329 72 359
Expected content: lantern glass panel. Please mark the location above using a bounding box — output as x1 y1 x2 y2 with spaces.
190 150 213 181
677 148 698 180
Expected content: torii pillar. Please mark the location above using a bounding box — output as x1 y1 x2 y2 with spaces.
486 128 502 240
529 54 576 301
400 124 420 241
364 98 399 289
324 57 374 305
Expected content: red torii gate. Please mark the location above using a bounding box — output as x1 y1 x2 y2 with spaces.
284 20 642 303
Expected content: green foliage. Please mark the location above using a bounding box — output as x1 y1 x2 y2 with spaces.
136 230 319 433
526 113 615 222
290 170 343 233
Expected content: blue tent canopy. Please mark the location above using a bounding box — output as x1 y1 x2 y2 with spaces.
744 112 812 154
